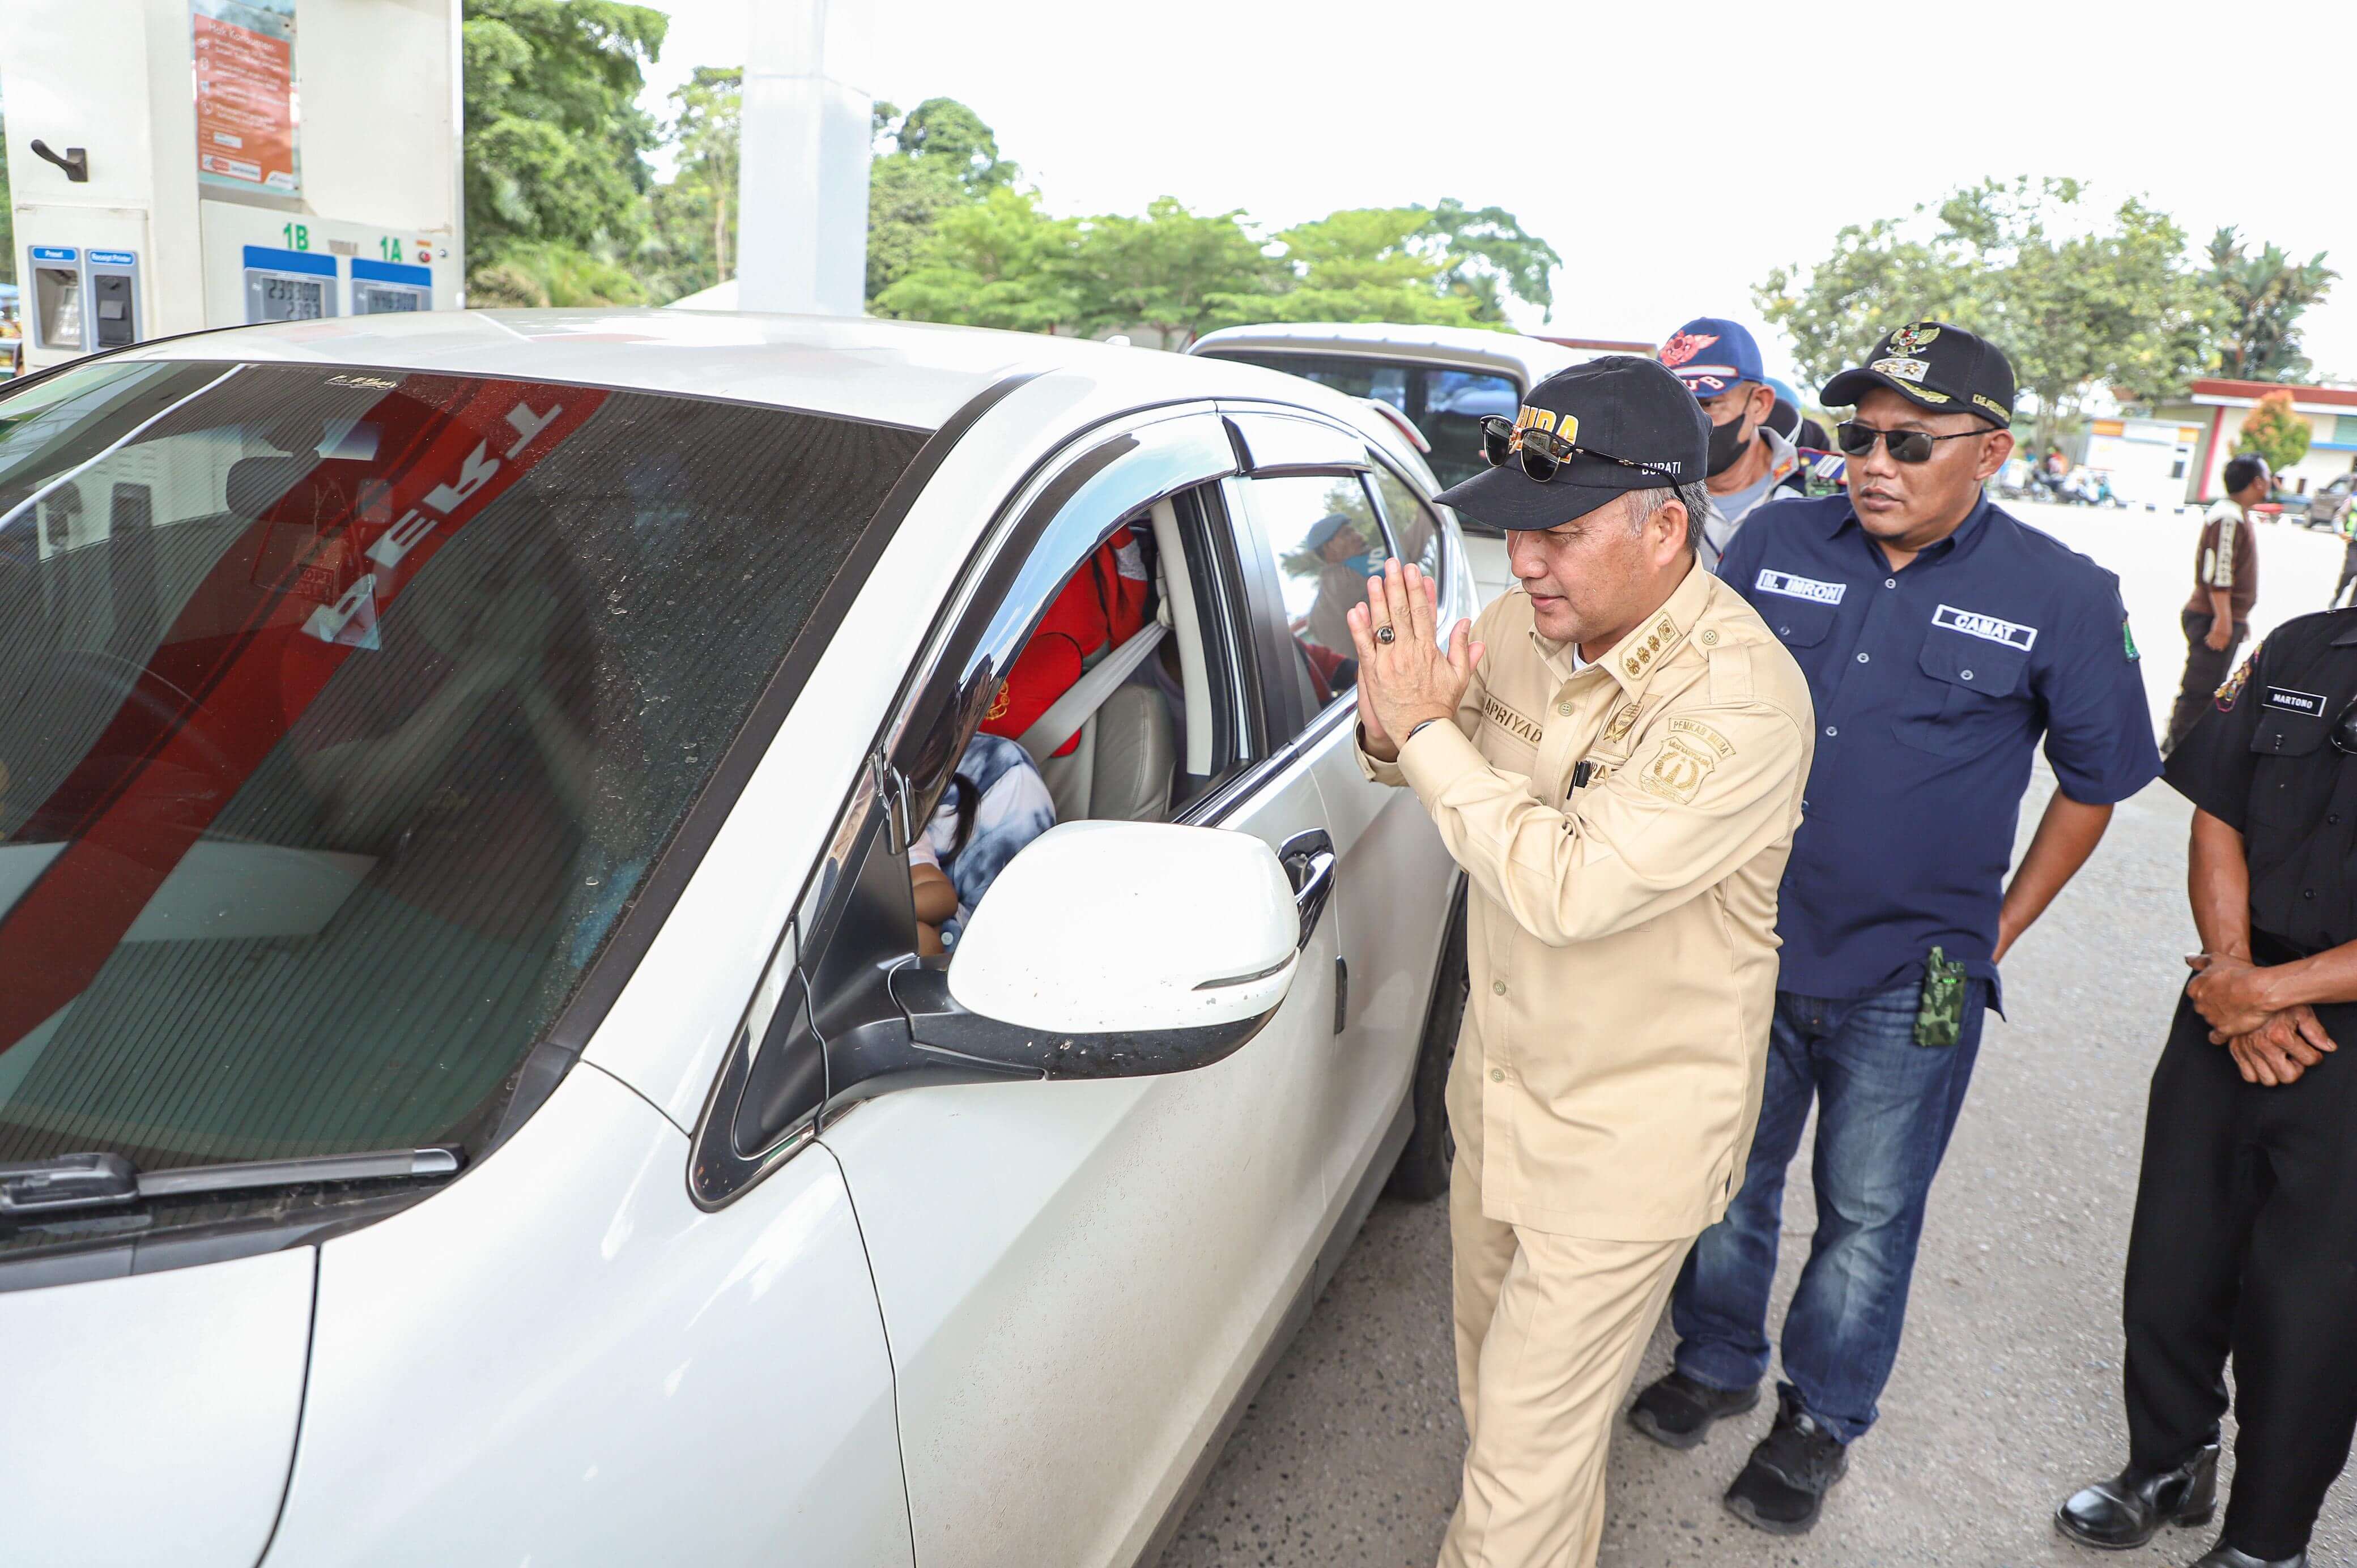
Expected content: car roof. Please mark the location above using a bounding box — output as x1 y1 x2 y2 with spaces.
1189 321 1601 384
107 308 1393 433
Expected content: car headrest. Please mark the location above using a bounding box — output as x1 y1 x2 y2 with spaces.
224 456 313 521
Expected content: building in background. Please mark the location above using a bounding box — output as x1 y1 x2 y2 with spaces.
2149 377 2357 501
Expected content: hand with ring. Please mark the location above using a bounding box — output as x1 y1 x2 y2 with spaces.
1346 557 1483 762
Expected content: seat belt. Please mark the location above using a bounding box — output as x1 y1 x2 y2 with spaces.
1019 621 1168 760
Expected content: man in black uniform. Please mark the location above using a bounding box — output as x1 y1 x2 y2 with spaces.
2057 610 2357 1568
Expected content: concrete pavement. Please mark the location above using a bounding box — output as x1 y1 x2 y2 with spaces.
1156 502 2357 1567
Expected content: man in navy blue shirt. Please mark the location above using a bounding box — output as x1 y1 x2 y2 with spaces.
1626 322 2162 1533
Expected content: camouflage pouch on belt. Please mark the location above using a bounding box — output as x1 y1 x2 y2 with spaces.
1914 947 1967 1047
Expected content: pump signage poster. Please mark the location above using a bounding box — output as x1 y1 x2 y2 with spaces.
193 0 300 197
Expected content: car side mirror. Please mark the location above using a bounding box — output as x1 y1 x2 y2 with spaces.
895 820 1299 1079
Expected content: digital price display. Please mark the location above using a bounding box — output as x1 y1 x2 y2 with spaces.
241 244 339 323
350 257 432 316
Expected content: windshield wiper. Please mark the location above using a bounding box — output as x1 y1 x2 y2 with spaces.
0 1147 461 1216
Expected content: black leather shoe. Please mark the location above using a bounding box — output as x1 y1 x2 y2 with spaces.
2054 1445 2218 1550
1722 1388 1848 1535
2190 1547 2308 1567
1628 1370 1760 1450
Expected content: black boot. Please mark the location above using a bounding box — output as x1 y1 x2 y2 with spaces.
2189 1546 2308 1567
1722 1388 1848 1535
2053 1445 2218 1550
1627 1370 1760 1450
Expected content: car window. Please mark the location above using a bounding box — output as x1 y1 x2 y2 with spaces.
0 359 925 1196
1413 368 1520 491
1236 473 1382 739
1368 463 1444 585
1193 349 1518 493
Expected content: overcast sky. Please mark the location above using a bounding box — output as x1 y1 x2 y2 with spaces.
641 0 2356 389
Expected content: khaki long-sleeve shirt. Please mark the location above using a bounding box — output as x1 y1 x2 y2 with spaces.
1360 563 1813 1239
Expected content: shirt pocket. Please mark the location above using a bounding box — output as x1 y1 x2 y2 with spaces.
1758 595 1839 651
2247 711 2330 828
1893 628 2031 756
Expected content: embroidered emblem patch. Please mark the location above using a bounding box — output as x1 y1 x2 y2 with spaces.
1888 322 1942 355
1604 702 1642 742
2216 645 2262 710
2262 685 2326 716
1871 356 1931 384
1755 569 1846 605
1973 393 2010 420
1932 604 2038 651
1659 330 1719 369
1640 733 1719 805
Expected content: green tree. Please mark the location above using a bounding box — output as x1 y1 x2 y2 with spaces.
2204 228 2337 381
468 240 649 307
1070 198 1278 347
866 97 1016 304
1212 207 1492 330
1417 198 1560 321
462 0 666 300
873 186 1083 333
2236 387 2313 472
644 65 741 300
1758 177 2213 445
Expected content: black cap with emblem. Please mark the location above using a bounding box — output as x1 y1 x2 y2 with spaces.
1433 355 1708 531
1820 321 2016 428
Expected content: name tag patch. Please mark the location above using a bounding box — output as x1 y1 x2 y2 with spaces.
1755 569 1845 605
2262 685 2327 716
1932 604 2037 651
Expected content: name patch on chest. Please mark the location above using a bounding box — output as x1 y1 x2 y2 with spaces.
1931 604 2038 652
1480 693 1544 747
1755 569 1845 605
2262 685 2328 716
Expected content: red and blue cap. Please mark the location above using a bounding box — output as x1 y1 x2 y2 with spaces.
1658 317 1767 399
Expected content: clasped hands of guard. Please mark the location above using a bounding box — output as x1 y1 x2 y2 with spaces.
2185 951 2337 1086
1347 559 1484 765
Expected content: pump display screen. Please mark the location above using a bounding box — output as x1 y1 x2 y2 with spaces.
354 283 425 314
256 275 326 321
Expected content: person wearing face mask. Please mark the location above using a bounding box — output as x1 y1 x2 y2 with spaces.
1658 317 1811 571
1347 356 1814 1568
1626 322 2162 1535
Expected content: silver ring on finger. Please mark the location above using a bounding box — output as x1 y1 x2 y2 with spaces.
1375 623 1397 645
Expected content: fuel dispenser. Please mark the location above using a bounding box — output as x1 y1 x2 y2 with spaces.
5 0 463 373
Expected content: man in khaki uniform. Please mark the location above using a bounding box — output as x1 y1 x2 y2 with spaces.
1346 356 1814 1567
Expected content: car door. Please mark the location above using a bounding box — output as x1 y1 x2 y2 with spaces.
793 409 1344 1568
1219 409 1463 1217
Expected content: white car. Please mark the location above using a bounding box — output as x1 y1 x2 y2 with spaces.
0 310 1474 1568
1189 322 1619 602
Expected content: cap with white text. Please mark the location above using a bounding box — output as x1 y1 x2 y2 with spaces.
1658 317 1768 399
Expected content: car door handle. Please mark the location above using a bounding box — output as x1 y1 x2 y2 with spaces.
1278 828 1335 950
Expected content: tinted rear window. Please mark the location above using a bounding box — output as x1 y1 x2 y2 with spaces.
1196 349 1520 491
0 361 925 1173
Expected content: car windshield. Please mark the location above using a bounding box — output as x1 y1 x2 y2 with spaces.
0 360 925 1174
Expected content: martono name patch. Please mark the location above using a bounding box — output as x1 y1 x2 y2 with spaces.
1931 604 2037 652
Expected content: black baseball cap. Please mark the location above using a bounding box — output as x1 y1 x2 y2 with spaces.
1433 355 1708 531
1820 321 2016 428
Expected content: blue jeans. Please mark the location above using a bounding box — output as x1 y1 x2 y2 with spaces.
1669 981 1987 1445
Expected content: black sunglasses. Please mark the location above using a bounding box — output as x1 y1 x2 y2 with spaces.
1835 421 1989 465
1478 414 1684 488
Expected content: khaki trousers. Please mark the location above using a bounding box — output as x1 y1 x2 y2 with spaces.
1437 1103 1693 1568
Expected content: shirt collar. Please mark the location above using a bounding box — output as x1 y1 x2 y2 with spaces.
1828 492 1996 565
1525 560 1713 696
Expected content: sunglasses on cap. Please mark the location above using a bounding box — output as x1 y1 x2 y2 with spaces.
1477 414 1684 488
1835 421 1992 465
